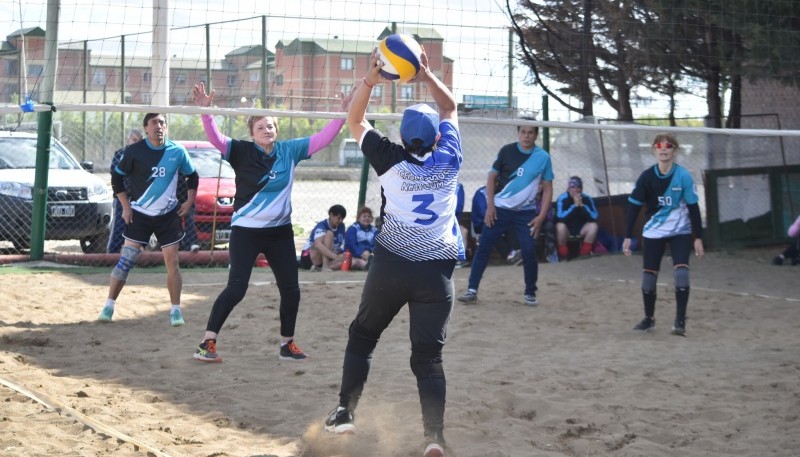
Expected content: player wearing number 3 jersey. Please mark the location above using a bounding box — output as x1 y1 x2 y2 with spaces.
623 133 704 336
324 47 459 457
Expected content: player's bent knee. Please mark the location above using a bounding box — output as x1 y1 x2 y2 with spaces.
642 271 658 294
111 245 141 281
674 266 690 289
346 321 380 357
410 345 444 379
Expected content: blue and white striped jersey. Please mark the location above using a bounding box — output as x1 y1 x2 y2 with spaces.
629 163 699 239
360 120 463 261
115 138 195 216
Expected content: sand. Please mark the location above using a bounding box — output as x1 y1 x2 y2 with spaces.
0 246 798 457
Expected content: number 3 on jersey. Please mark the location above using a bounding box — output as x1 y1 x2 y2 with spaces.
411 193 438 226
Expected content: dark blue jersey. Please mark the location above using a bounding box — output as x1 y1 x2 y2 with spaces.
628 163 701 239
223 137 311 228
555 191 598 228
491 143 554 211
114 138 195 216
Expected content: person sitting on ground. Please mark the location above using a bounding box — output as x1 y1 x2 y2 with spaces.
772 215 800 266
344 206 378 270
555 176 599 259
301 204 347 271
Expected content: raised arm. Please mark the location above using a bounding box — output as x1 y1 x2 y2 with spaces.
308 89 356 156
192 82 230 154
348 49 385 143
412 47 457 123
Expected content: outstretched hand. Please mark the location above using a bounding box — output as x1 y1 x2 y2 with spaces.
410 45 430 83
192 82 215 107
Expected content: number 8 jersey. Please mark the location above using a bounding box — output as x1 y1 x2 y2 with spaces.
359 120 463 261
628 163 699 239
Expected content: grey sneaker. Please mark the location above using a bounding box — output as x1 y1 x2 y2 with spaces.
524 294 538 306
457 289 477 303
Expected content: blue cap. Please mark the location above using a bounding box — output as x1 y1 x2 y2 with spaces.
400 103 439 149
568 176 583 188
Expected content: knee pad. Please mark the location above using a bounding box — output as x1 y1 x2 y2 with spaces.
345 321 380 358
642 271 658 294
111 245 140 281
674 266 690 290
410 344 444 380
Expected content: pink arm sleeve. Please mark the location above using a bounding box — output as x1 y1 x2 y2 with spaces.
307 118 346 157
789 215 800 238
201 114 230 153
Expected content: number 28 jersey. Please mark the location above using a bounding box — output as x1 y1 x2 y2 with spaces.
360 120 463 261
628 163 699 239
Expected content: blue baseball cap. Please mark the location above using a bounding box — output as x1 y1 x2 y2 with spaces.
400 103 439 149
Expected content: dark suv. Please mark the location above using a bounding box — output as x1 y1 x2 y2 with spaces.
0 131 113 253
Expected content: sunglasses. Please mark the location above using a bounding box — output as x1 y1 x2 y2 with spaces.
654 142 675 150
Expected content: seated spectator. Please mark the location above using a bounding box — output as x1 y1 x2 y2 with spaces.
772 215 800 266
300 204 347 271
555 176 599 259
471 185 519 262
345 206 378 271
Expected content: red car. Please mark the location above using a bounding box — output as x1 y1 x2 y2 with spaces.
178 141 236 248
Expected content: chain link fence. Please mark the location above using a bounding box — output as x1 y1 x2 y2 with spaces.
2 110 799 266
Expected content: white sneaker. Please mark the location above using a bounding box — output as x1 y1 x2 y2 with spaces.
524 294 538 306
190 244 200 253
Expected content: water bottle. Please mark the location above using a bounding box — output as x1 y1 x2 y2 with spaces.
342 251 352 271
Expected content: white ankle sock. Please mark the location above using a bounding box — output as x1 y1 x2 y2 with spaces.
105 299 115 309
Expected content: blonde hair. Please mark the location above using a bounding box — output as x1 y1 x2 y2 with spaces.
651 132 680 150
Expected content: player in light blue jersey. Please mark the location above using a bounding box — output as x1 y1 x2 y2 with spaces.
98 114 198 327
324 47 460 457
623 133 704 336
457 124 554 307
190 82 354 363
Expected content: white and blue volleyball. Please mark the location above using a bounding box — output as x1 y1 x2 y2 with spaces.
377 34 423 83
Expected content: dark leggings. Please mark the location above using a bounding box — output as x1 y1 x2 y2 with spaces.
338 245 455 436
205 224 300 337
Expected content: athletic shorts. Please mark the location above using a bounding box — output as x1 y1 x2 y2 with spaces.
123 208 184 248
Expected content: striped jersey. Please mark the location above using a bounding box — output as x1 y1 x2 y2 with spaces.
115 138 195 216
491 143 554 211
360 120 463 261
629 163 699 238
222 137 311 228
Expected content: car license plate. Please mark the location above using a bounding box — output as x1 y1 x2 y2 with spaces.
51 205 75 217
215 230 231 242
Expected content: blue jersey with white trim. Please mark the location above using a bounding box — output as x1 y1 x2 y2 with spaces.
491 143 554 211
360 120 463 261
629 163 699 239
302 218 346 253
223 137 310 228
115 138 195 216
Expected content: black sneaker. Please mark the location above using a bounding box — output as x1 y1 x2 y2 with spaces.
772 255 784 266
633 317 655 332
423 431 446 457
279 340 309 361
792 257 800 266
324 406 355 434
671 320 686 336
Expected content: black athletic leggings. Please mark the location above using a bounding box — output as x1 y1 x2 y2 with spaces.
642 234 692 271
205 224 300 337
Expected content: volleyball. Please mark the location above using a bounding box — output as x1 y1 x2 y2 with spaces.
377 34 423 83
